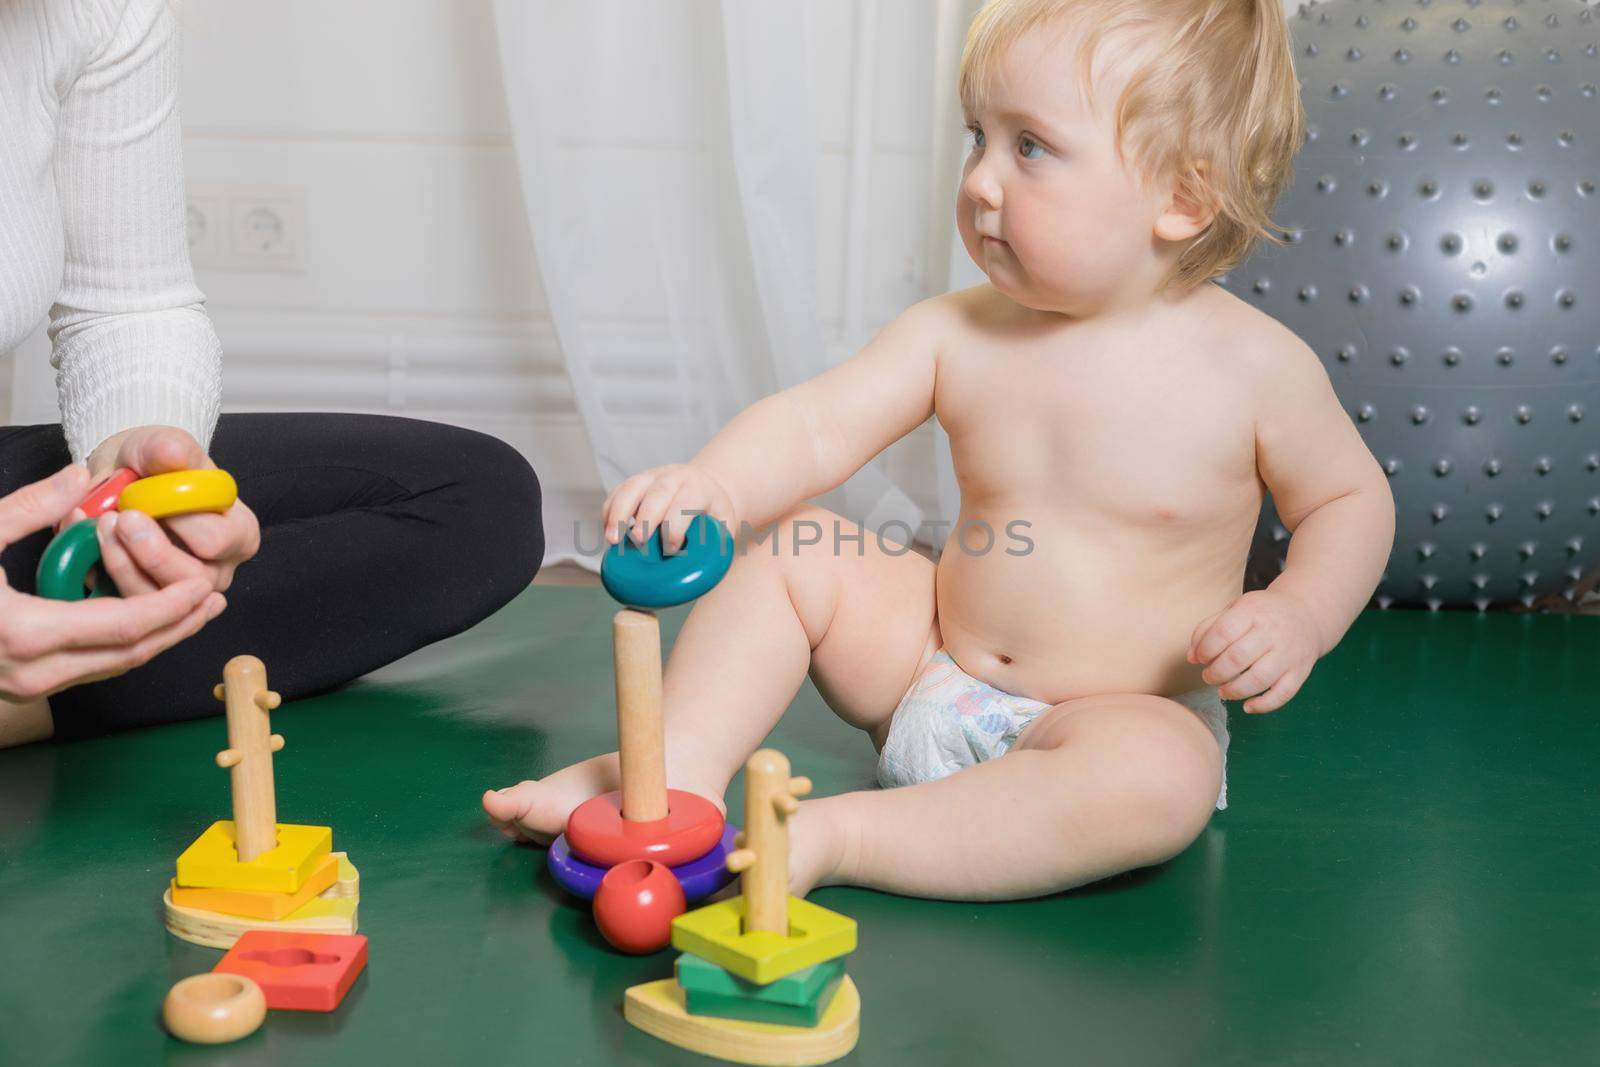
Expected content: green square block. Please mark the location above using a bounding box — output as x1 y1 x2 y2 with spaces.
675 953 846 1007
683 976 845 1029
671 895 856 986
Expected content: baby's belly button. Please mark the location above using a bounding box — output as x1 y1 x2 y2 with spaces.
943 629 1031 678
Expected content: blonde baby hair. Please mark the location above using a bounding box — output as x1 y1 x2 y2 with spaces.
959 0 1307 291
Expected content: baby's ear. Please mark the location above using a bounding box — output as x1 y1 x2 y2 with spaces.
1153 160 1215 243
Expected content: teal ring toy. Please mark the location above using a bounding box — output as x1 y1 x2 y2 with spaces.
36 520 118 601
600 514 734 608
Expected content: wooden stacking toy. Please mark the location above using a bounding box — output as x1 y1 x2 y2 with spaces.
548 515 741 945
37 467 238 600
163 656 360 949
162 973 267 1044
624 749 860 1066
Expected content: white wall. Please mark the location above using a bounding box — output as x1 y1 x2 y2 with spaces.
183 0 944 543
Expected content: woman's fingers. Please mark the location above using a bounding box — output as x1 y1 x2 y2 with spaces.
55 506 89 536
94 514 160 596
159 501 260 592
0 465 89 552
17 578 212 654
19 594 222 697
160 512 232 561
113 510 213 587
116 426 209 477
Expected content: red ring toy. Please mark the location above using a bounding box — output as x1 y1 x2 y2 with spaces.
78 468 139 519
565 789 725 868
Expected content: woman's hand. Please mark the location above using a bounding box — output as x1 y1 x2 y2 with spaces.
82 426 260 595
1 465 222 701
600 464 736 554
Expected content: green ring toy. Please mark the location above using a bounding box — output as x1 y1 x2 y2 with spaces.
35 520 118 601
600 514 735 609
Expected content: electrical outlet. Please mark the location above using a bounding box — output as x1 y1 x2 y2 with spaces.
236 203 288 255
229 191 304 272
185 194 222 268
187 185 306 274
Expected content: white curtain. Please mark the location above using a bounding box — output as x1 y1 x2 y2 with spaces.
492 0 930 565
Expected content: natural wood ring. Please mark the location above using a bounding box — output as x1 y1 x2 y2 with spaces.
162 973 267 1044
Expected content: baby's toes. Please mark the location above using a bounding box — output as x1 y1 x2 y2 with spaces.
482 782 565 844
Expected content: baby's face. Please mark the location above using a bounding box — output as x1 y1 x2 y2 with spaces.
957 23 1172 317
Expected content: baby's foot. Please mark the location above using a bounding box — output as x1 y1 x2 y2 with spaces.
782 799 852 898
482 753 622 845
708 802 845 901
482 754 734 846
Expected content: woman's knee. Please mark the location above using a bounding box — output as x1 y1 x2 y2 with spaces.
447 426 544 590
362 418 543 601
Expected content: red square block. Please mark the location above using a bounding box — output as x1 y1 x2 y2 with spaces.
214 931 368 1012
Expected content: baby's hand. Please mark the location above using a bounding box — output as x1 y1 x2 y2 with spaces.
1186 590 1320 714
601 464 735 554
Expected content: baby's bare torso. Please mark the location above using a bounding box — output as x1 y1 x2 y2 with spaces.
933 282 1266 704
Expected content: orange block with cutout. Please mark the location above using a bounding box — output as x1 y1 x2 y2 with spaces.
171 852 339 920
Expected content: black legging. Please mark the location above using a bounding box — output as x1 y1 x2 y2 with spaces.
0 413 543 739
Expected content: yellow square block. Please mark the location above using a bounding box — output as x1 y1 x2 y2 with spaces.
671 896 856 986
175 820 332 894
170 850 339 919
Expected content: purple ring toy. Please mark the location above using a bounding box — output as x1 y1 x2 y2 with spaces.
548 823 739 902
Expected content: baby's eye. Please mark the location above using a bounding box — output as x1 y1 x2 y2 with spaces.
1018 135 1046 160
967 124 986 150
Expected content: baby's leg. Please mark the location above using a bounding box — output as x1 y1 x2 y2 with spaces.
792 693 1222 899
484 505 937 842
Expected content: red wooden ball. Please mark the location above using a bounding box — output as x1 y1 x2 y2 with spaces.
592 859 687 954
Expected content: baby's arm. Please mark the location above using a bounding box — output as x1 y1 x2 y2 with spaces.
1189 330 1395 712
604 298 946 546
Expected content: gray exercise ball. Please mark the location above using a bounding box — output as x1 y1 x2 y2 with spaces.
1228 0 1599 610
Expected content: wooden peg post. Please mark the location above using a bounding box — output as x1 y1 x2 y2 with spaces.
613 610 668 822
724 749 812 935
212 655 283 862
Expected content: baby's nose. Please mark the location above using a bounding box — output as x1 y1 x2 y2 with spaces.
962 165 1003 210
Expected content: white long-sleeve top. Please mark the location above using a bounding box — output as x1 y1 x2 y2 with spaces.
1 0 220 462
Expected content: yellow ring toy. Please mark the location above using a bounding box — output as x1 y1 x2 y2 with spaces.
117 469 238 518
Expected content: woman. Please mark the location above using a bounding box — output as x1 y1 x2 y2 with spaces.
0 0 542 743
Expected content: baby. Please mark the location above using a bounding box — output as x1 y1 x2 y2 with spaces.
485 0 1394 900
